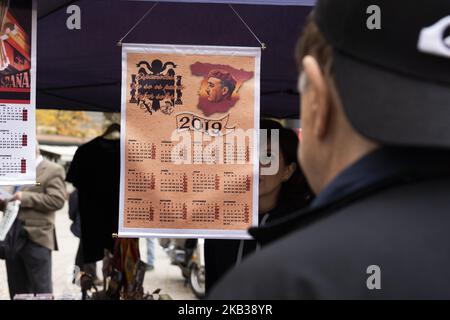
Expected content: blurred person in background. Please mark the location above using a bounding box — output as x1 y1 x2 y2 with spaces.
205 119 313 294
68 188 101 285
2 143 66 299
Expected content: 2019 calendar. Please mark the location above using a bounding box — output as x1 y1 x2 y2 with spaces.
119 44 260 239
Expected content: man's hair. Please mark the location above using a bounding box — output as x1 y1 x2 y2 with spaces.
296 17 344 112
207 69 237 99
296 17 335 87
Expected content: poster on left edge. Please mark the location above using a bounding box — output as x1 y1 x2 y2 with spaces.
0 0 37 185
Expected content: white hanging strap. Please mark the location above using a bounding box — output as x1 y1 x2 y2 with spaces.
256 213 270 252
117 2 265 49
236 213 270 264
236 239 245 265
228 4 266 50
117 2 160 46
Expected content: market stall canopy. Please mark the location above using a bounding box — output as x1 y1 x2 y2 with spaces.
136 0 315 5
36 0 313 118
38 0 75 19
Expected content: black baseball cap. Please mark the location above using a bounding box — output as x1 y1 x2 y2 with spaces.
312 0 450 148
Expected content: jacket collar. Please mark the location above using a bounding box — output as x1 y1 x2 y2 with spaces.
250 147 450 245
36 158 48 184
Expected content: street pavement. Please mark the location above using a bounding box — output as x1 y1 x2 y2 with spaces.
0 202 197 300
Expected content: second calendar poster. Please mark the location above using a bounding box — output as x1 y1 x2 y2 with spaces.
119 44 260 239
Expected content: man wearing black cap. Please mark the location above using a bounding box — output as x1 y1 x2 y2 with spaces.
210 0 450 299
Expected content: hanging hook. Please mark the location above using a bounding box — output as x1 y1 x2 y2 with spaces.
117 2 160 46
228 4 267 50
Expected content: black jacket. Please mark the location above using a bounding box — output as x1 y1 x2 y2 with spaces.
210 148 450 299
66 137 120 262
68 189 81 238
205 203 300 294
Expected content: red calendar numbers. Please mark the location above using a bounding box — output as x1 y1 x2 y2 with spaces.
159 200 188 222
246 176 251 192
236 145 248 163
150 175 156 189
223 143 235 164
193 141 203 164
160 141 187 163
125 199 154 225
127 140 156 162
223 201 250 226
0 156 28 176
149 207 154 221
193 141 220 164
191 201 219 223
0 131 27 149
182 203 187 220
203 144 220 164
127 170 155 192
215 175 220 191
193 171 219 193
0 106 26 123
223 142 251 164
160 170 188 193
214 204 220 220
21 159 26 173
224 172 251 194
183 174 188 192
151 143 157 159
244 204 250 223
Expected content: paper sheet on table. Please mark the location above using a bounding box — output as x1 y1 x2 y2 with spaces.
0 189 12 201
0 200 20 241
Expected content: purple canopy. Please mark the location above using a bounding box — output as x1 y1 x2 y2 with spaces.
37 0 312 118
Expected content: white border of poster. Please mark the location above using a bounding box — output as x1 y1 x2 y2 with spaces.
0 0 37 185
119 43 260 239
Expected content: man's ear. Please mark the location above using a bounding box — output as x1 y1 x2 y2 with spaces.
302 56 330 139
222 86 229 96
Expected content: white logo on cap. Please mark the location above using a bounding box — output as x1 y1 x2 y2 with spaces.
418 16 450 58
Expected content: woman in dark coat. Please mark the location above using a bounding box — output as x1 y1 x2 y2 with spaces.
205 119 313 294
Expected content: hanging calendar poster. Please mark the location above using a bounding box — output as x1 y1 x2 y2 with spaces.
119 44 260 239
0 0 37 185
